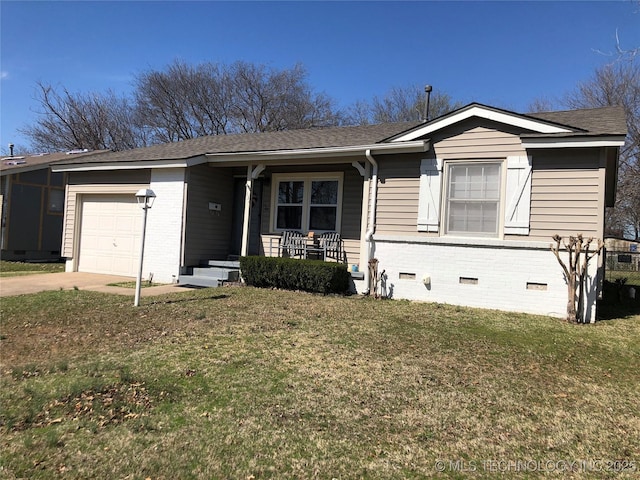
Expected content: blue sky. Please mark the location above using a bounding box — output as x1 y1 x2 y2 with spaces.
1 1 639 153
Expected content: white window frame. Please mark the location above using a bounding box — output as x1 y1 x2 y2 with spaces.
271 172 343 234
443 160 505 238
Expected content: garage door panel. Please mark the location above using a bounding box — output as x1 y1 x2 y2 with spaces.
78 195 141 277
112 257 137 275
114 217 140 236
116 236 137 253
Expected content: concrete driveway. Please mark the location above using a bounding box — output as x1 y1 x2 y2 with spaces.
0 272 185 297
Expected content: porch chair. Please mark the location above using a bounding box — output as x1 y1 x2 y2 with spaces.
318 232 344 263
280 230 307 259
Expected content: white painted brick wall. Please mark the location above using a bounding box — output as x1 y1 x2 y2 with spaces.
142 169 185 284
370 236 599 320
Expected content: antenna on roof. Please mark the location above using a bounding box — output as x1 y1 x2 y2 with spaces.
8 144 14 157
422 85 433 122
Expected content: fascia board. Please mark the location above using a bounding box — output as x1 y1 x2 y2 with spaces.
1 164 53 176
391 106 574 142
51 156 207 172
521 136 626 149
205 140 429 164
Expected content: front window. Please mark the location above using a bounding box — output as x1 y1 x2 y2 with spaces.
276 181 304 230
446 162 501 236
273 174 342 232
309 180 338 230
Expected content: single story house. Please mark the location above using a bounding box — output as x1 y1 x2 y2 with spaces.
51 103 626 322
1 150 106 261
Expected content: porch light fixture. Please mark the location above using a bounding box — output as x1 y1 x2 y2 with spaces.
134 188 156 307
136 188 156 209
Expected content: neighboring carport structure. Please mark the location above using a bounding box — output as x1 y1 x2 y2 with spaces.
1 150 107 261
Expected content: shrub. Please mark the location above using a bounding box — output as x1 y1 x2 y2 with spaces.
240 256 350 294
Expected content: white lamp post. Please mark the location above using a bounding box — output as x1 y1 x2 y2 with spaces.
134 188 156 307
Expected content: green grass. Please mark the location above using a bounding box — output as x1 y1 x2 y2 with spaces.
106 281 166 288
606 269 640 286
1 287 639 479
0 261 65 277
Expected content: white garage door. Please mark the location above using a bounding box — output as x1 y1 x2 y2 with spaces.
78 195 142 277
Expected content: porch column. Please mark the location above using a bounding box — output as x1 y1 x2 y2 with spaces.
241 164 265 257
355 160 371 272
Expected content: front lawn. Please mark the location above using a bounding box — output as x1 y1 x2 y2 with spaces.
1 287 638 478
0 261 65 277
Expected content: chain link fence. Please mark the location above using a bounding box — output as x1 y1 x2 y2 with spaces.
605 250 640 286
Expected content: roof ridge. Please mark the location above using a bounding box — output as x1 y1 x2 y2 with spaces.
527 105 625 115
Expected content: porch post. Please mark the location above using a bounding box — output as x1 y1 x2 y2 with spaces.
241 164 266 257
240 165 253 257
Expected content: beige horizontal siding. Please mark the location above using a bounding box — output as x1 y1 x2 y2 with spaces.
375 155 421 235
531 204 596 214
528 149 604 242
532 170 599 181
433 123 527 160
375 124 527 237
534 184 600 194
261 234 279 258
377 190 421 201
376 210 418 219
61 184 74 257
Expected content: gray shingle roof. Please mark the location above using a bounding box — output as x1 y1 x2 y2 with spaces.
1 150 109 174
526 105 627 136
56 121 421 165
52 104 627 167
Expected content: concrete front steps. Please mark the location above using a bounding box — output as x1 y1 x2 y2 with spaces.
178 260 240 288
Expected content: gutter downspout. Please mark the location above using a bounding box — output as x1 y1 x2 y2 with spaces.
363 149 378 294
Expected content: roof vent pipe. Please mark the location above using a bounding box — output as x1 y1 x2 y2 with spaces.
422 85 433 122
8 144 14 157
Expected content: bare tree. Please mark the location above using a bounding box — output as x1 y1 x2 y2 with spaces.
551 234 604 323
20 82 147 152
135 60 341 142
134 61 233 143
565 60 640 239
345 85 462 125
593 29 639 63
527 96 560 113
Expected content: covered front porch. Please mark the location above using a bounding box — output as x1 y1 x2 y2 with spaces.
178 140 429 288
178 158 369 287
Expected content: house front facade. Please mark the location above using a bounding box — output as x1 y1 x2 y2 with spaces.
52 103 627 322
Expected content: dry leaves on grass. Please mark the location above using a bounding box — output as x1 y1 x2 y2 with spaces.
10 382 159 432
